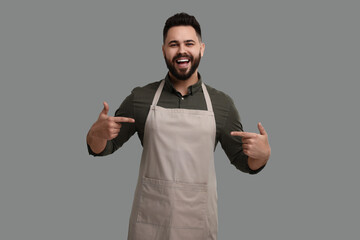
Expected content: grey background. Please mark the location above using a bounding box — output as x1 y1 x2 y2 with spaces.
1 0 359 239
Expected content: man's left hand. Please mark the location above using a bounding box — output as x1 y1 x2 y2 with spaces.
231 122 271 162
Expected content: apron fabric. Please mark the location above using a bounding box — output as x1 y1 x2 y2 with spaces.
128 80 218 240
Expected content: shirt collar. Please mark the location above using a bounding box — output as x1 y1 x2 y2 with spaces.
164 72 203 96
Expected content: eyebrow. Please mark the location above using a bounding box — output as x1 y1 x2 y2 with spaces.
168 40 196 45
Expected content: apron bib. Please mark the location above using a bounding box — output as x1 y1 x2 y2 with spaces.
128 80 218 240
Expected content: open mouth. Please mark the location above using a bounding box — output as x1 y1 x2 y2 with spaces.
175 58 191 68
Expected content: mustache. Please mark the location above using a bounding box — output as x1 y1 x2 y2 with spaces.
172 53 193 62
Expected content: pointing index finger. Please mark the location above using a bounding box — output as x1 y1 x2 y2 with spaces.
111 116 135 123
231 131 256 138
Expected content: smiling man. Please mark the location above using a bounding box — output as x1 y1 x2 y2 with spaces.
164 25 203 82
87 12 271 240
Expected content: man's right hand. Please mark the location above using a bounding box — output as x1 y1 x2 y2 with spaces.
90 101 135 140
87 101 135 154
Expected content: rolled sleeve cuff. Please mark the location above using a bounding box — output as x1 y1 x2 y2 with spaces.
230 152 266 175
87 142 111 157
247 160 266 175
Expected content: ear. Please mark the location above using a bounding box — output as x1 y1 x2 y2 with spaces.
200 42 205 57
162 44 165 57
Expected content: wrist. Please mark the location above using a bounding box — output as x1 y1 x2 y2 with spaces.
247 156 268 171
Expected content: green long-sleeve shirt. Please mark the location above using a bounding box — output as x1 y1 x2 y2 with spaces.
88 73 264 174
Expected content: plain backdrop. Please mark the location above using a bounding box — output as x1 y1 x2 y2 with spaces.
1 0 359 239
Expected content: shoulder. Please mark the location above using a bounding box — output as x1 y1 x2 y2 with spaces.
204 83 235 107
132 80 162 95
115 79 163 115
130 80 163 102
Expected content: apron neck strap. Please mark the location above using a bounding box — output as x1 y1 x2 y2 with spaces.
151 79 165 106
152 79 213 112
201 83 213 112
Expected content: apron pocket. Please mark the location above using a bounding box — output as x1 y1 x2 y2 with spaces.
137 177 207 229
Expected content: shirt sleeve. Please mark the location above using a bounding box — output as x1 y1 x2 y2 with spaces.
87 93 136 157
219 97 265 174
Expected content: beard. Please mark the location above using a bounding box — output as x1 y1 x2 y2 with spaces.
164 52 201 81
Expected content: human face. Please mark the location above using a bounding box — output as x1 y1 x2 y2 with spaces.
162 26 205 81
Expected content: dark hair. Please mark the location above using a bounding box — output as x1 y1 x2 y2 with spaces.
163 12 202 43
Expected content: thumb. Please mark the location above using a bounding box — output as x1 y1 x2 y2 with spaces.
258 122 267 136
101 101 109 116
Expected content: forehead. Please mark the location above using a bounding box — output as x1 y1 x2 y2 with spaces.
165 26 199 43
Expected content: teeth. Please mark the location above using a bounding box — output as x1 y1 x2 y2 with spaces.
177 59 189 63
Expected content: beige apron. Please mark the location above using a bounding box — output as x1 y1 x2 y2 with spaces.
128 80 218 240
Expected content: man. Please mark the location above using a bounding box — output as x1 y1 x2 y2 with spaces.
87 12 270 240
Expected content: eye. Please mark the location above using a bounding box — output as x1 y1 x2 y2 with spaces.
186 43 194 46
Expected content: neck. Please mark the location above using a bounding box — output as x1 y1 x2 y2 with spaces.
169 71 199 96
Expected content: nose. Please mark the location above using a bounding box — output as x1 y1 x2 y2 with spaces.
178 43 186 54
